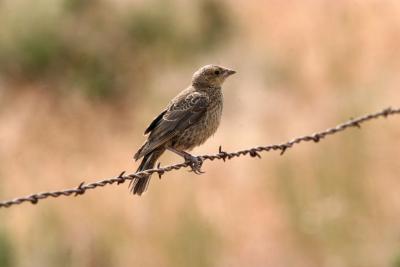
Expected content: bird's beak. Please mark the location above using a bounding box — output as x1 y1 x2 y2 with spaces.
223 68 236 77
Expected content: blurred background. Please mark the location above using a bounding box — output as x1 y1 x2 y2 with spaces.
0 0 400 266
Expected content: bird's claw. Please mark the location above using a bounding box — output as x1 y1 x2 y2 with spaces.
184 155 204 174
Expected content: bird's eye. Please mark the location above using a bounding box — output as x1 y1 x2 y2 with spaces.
214 70 220 75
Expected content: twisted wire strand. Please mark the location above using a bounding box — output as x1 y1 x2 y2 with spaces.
1 107 399 208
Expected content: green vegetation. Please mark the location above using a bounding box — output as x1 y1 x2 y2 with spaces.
165 205 220 267
0 230 14 267
0 0 232 100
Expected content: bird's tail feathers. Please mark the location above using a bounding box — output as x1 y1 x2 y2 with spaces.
130 147 165 195
134 142 147 161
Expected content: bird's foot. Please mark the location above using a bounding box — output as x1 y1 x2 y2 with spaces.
184 154 204 174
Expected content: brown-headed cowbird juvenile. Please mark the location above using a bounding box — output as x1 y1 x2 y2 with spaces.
131 65 235 195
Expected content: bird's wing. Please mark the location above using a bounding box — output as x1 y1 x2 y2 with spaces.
144 110 167 135
136 92 209 158
161 92 209 131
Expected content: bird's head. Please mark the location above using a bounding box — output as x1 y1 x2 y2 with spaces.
192 65 236 88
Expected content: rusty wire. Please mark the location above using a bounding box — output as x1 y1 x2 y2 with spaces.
0 107 399 209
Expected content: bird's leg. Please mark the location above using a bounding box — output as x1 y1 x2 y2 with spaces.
167 147 204 174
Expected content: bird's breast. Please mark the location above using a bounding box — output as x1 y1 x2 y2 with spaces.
175 91 223 150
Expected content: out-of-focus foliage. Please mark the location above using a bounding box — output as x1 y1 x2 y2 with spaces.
0 0 232 100
0 230 14 267
164 204 219 267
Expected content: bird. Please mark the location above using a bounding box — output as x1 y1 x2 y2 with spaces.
130 64 236 195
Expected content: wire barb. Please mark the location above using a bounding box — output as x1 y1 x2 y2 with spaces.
279 145 288 155
218 146 228 161
0 107 399 209
156 163 165 179
117 171 126 185
74 182 86 196
249 149 261 159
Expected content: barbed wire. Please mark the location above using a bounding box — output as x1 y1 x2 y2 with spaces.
0 107 399 209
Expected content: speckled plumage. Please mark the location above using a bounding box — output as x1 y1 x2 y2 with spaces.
131 65 235 195
174 88 223 149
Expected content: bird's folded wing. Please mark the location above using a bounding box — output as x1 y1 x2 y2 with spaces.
138 92 209 157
